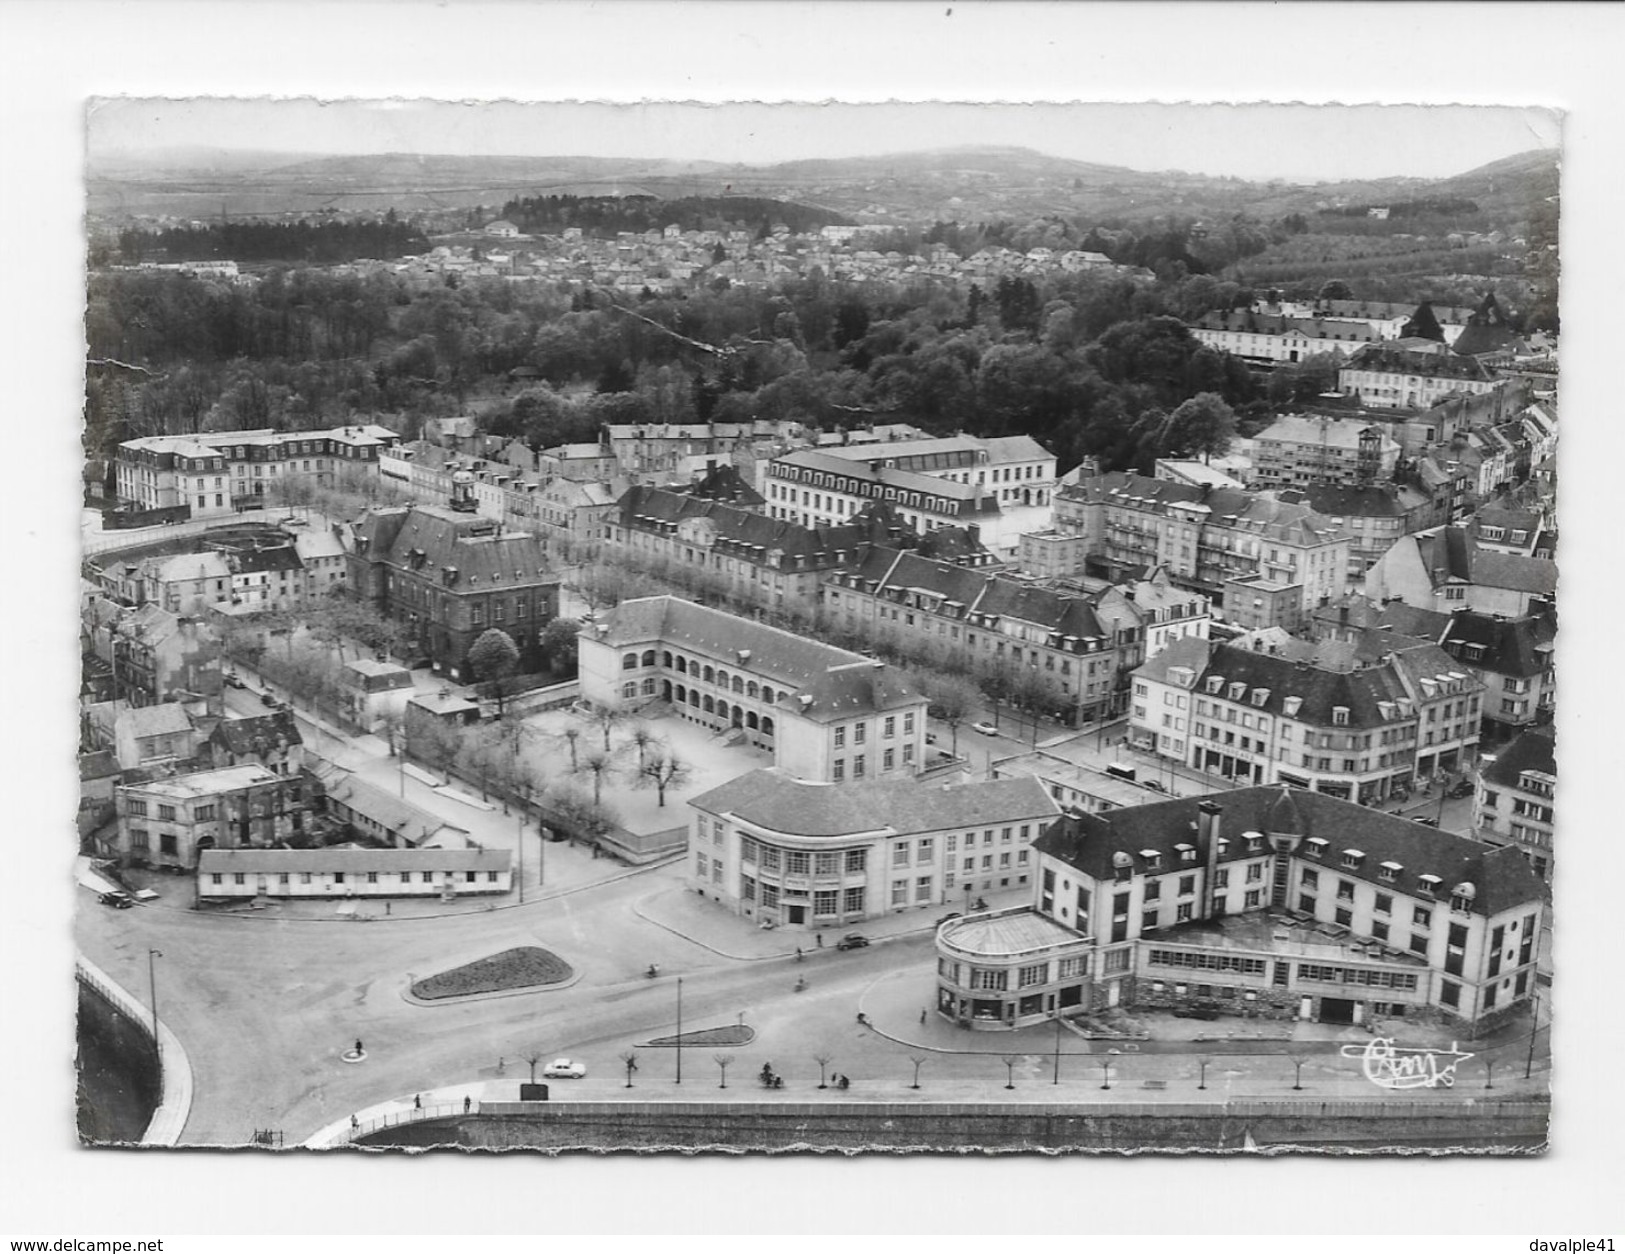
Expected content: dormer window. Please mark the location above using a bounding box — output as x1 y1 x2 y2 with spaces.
1228 682 1246 701
1340 849 1365 870
1417 874 1442 898
1245 835 1262 853
1283 696 1303 717
1379 861 1402 882
1140 849 1162 871
1332 706 1350 726
1304 837 1327 858
1175 843 1197 864
1251 688 1270 707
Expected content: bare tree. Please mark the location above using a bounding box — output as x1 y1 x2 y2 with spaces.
636 751 692 807
1001 1054 1019 1090
523 1049 545 1084
813 1052 833 1090
560 725 582 771
591 699 626 751
579 747 615 807
628 722 658 770
908 1056 928 1090
714 1054 732 1090
619 1051 638 1088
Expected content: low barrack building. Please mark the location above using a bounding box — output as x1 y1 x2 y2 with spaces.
197 846 511 901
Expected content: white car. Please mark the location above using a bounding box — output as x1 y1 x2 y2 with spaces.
971 721 1000 737
541 1058 587 1079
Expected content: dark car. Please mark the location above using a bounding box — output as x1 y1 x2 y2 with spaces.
1448 780 1475 799
1140 779 1167 793
98 891 134 909
1414 816 1439 827
836 934 871 951
224 674 246 689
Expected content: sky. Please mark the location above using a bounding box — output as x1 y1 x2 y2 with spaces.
87 98 1561 185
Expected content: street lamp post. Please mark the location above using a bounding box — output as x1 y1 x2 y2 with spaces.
146 949 163 1052
1052 1013 1063 1085
1525 986 1541 1079
675 976 683 1085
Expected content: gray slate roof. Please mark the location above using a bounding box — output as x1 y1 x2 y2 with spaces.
691 767 1058 838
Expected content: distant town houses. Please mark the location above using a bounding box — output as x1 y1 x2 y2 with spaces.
1269 483 1437 589
934 786 1545 1032
1337 343 1499 411
1032 471 1350 631
685 768 1059 928
578 595 929 785
115 424 400 518
1130 634 1484 803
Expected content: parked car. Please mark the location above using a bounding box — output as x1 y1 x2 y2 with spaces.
971 721 1000 737
541 1058 587 1079
836 933 871 951
223 674 246 689
925 732 938 745
1448 779 1475 799
98 890 134 909
1414 816 1439 827
1140 779 1167 793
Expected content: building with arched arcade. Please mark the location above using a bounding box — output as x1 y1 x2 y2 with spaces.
578 596 929 785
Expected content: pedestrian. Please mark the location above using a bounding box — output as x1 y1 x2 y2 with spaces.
413 1093 421 1110
350 1114 359 1131
385 902 391 916
463 1095 472 1114
355 1038 364 1056
816 932 823 948
839 1075 850 1091
920 1008 928 1025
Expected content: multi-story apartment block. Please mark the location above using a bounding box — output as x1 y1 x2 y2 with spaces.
1473 725 1556 883
823 551 1179 723
1338 343 1499 410
115 425 399 517
1131 637 1483 802
934 787 1545 1031
347 503 560 680
1250 415 1400 489
605 489 993 622
1038 473 1350 629
578 596 928 785
765 433 1056 559
1274 483 1437 588
1187 308 1384 364
686 768 1059 929
81 600 219 707
115 763 312 870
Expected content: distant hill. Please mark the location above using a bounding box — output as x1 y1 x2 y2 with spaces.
86 143 1559 240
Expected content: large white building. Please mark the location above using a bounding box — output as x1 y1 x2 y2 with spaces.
687 768 1059 929
115 425 400 517
764 433 1057 559
935 786 1545 1032
578 596 929 784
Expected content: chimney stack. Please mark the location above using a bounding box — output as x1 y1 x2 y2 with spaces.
1197 800 1224 920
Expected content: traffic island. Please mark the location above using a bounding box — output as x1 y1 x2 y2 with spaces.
410 947 574 1000
641 1024 756 1048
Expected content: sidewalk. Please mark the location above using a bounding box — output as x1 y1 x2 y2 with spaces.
633 882 1034 961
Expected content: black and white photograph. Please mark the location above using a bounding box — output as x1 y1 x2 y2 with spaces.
73 93 1561 1154
7 0 1622 1242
